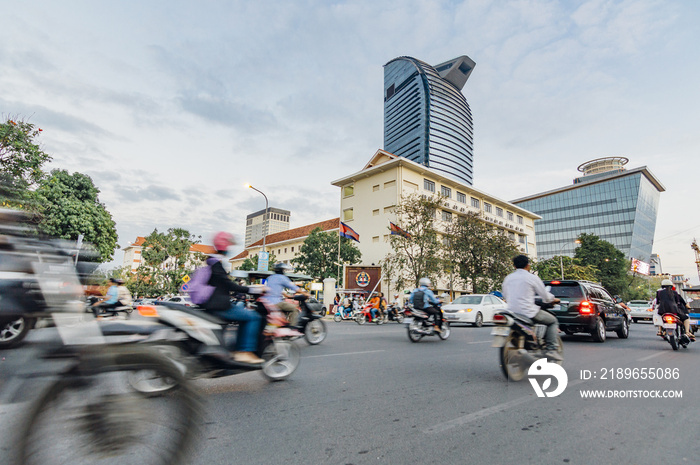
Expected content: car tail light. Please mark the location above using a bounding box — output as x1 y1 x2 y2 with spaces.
493 314 508 325
663 315 676 324
579 301 593 315
138 305 159 317
550 281 561 285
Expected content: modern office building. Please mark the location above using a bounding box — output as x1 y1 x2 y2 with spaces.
383 55 476 186
244 207 291 247
512 157 665 262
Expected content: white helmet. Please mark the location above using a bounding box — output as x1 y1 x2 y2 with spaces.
661 279 673 287
419 277 431 287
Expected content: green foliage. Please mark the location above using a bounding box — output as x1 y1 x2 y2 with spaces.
0 118 51 210
137 228 206 296
447 212 520 294
239 251 277 271
574 233 628 295
532 256 599 282
384 194 445 290
35 169 118 262
291 227 361 283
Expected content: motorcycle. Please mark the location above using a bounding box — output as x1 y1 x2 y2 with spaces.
356 303 384 325
126 291 301 395
85 295 133 318
491 300 563 381
404 304 450 342
290 294 327 345
660 313 693 350
382 304 405 324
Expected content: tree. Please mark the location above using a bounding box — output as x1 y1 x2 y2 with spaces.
447 212 519 294
291 227 361 283
384 194 444 289
34 169 118 262
238 251 277 271
531 256 599 282
0 118 51 209
139 228 206 295
574 233 627 295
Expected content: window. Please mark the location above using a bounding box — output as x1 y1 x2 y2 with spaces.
508 232 515 240
284 248 287 253
484 203 492 213
496 207 503 217
471 197 480 208
384 180 396 188
519 235 525 244
384 206 395 214
373 209 379 216
291 247 294 252
343 208 353 221
457 192 466 203
507 211 514 221
343 185 354 197
372 236 379 243
424 179 435 193
441 186 451 198
517 215 524 225
373 184 380 192
403 180 418 191
442 211 452 222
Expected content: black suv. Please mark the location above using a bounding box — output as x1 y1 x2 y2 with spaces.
544 280 629 342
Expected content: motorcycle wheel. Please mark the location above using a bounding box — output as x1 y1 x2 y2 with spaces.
669 329 679 350
304 319 327 345
500 331 525 381
407 321 423 343
356 314 367 325
438 322 450 340
261 340 301 381
333 314 342 323
395 313 405 324
18 346 200 465
0 316 34 349
127 344 187 397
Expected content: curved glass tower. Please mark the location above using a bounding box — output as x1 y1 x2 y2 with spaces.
383 56 476 185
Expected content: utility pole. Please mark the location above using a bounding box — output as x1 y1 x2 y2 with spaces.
692 239 700 283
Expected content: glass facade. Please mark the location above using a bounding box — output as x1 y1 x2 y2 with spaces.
383 56 475 185
513 171 662 261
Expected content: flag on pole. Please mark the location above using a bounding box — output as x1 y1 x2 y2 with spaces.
339 221 360 242
389 221 411 239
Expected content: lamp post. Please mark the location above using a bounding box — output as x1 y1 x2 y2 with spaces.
559 239 581 279
245 184 269 252
245 184 270 272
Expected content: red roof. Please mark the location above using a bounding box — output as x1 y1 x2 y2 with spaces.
247 218 339 248
230 249 250 260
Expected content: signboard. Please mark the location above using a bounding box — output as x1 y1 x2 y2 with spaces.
344 265 381 293
257 251 270 272
182 274 190 283
631 258 650 276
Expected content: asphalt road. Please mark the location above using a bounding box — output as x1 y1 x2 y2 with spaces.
1 319 699 465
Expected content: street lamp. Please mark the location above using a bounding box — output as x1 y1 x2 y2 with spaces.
244 184 269 253
559 239 581 279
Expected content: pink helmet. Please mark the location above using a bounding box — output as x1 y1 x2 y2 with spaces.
213 231 236 252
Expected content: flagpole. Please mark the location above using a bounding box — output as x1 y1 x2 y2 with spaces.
337 219 341 286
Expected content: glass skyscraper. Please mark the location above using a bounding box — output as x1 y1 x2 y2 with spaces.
512 158 664 262
383 55 476 185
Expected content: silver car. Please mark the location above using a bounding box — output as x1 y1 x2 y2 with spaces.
442 294 507 327
627 300 653 322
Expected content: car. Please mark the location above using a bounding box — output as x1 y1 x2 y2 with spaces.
544 280 629 342
164 295 194 306
626 300 654 323
441 294 507 327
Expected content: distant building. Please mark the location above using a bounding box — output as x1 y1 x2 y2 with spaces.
122 237 216 273
383 55 476 186
512 157 665 262
650 253 662 275
231 218 339 270
244 207 291 247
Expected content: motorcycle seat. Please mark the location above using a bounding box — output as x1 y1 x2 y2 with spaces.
160 303 228 325
499 310 534 325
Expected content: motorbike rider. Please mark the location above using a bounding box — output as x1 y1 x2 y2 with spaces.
368 292 381 321
409 278 442 332
91 277 120 317
265 262 309 327
656 279 694 341
202 232 264 364
502 254 562 361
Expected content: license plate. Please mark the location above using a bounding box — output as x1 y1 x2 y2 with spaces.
490 327 510 336
551 304 561 311
663 323 676 329
446 314 457 319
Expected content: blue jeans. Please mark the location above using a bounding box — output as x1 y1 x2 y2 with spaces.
214 301 262 352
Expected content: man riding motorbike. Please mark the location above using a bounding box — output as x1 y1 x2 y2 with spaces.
656 279 694 341
264 262 309 329
409 278 442 332
502 254 562 361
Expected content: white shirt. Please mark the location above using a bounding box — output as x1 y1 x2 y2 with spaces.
502 268 555 318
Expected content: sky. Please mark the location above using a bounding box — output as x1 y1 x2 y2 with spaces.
2 0 699 285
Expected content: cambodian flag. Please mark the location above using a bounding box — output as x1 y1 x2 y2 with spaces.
389 221 411 239
339 222 360 242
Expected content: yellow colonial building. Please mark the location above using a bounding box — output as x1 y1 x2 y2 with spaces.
331 150 540 293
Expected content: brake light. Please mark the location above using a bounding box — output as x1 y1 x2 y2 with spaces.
579 301 593 315
550 281 561 285
663 315 676 324
137 305 159 317
493 314 508 325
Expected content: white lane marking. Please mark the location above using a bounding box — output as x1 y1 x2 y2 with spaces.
304 350 385 359
637 352 665 362
467 341 492 344
423 379 586 434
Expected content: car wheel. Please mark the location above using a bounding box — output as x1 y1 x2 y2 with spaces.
632 318 638 323
616 318 629 339
472 312 483 328
591 317 606 343
0 317 34 349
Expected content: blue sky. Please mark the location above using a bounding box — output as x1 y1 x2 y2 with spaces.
2 0 699 284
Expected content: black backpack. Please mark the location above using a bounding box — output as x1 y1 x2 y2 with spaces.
412 290 425 310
